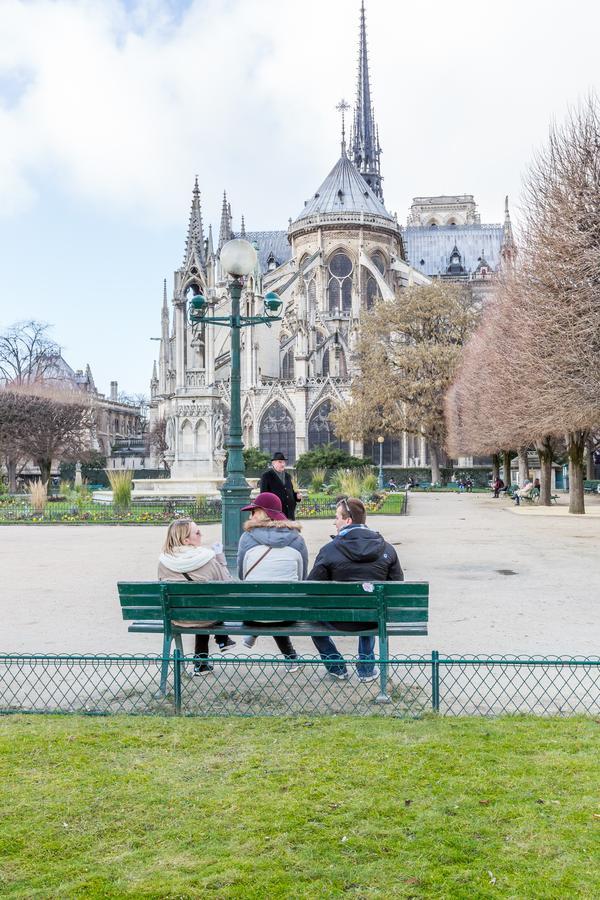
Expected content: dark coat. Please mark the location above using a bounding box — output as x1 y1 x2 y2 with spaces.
259 468 299 520
308 524 404 631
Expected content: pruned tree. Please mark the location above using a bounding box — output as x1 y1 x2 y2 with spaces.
447 96 600 513
0 385 95 485
333 282 479 484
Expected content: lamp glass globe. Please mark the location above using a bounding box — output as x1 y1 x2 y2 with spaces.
220 239 257 277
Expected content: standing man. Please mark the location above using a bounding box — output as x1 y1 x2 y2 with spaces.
259 452 302 521
309 497 403 682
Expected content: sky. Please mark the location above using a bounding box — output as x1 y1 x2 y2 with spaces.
0 0 598 396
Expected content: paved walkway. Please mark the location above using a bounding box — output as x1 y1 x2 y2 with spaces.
1 491 598 657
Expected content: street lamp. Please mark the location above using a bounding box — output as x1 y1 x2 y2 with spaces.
377 435 385 490
189 238 284 571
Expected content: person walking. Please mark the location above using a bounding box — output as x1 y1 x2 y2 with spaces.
237 492 307 669
158 518 235 676
309 497 404 682
259 452 302 520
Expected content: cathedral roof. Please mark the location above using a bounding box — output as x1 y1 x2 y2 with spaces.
239 230 292 272
293 146 392 224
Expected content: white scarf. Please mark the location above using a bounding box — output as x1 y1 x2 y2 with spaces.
159 546 215 573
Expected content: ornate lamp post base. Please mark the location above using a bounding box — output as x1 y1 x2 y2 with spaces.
221 478 251 572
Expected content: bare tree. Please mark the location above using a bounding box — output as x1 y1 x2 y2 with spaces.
0 385 95 485
147 418 170 474
334 282 479 484
0 320 60 385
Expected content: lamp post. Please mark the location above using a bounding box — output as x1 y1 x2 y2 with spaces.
188 238 284 571
377 435 385 490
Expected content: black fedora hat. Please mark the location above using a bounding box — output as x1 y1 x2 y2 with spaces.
271 452 287 461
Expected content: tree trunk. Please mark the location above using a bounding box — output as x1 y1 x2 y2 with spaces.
36 458 52 486
567 431 586 515
502 450 511 487
535 436 553 507
429 443 441 486
517 447 529 486
585 437 594 479
492 454 500 481
6 458 17 493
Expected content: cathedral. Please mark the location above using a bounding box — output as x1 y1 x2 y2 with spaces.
149 2 516 488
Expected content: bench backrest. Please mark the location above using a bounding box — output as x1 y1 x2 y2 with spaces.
118 581 428 631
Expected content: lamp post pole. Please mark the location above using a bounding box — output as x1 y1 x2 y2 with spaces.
188 239 284 572
377 436 385 490
220 276 250 570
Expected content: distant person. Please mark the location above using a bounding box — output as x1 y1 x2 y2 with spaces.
158 519 235 676
492 476 505 498
259 452 302 520
387 477 398 491
514 480 534 506
465 477 473 493
309 497 403 682
238 492 307 669
533 478 541 490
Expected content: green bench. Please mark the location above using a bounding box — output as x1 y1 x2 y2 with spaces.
584 480 600 494
117 580 429 702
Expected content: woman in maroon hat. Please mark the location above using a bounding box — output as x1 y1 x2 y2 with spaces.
237 492 308 667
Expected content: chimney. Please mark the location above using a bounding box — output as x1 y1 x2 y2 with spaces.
110 381 118 401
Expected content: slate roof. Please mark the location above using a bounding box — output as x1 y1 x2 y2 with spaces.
293 148 393 223
404 224 504 276
236 230 292 273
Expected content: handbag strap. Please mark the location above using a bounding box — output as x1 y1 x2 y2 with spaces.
182 572 193 581
245 546 272 578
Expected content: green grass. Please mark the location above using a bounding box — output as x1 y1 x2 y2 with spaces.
1 717 598 898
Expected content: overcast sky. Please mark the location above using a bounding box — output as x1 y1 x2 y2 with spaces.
1 0 598 396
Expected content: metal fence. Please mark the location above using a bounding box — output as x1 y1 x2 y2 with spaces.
0 653 597 717
0 492 406 525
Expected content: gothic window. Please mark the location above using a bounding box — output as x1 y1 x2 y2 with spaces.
259 401 296 463
363 251 386 309
307 277 316 307
181 420 194 454
281 348 294 380
338 350 347 378
364 437 403 466
308 400 349 452
322 349 330 376
327 252 352 314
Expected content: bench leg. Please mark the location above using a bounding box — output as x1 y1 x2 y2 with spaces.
160 633 172 695
376 631 391 704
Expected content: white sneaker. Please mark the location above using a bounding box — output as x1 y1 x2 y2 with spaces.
357 668 379 683
327 670 349 681
243 636 257 649
285 660 301 673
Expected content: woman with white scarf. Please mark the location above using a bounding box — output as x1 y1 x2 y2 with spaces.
158 518 234 675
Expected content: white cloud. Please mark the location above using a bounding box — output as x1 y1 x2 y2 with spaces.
0 0 599 229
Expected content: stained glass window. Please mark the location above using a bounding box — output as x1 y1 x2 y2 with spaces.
259 401 296 463
327 252 353 313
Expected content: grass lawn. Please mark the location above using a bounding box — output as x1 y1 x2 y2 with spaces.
0 716 598 899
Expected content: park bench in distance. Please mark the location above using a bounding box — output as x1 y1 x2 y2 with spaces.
117 581 429 702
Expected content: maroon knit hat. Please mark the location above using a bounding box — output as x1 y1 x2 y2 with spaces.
241 491 287 521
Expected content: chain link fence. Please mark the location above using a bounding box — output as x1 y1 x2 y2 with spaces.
0 653 597 717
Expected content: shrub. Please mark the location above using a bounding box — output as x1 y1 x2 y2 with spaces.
107 470 132 509
309 467 327 493
243 447 270 472
331 468 364 497
27 479 47 513
361 470 378 493
296 445 371 471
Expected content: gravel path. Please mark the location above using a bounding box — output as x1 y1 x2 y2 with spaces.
1 491 598 657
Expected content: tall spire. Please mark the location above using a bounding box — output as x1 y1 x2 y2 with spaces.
240 215 246 238
183 176 205 267
218 191 233 249
352 1 383 201
501 195 517 269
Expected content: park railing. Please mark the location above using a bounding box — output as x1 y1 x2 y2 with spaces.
0 492 406 525
0 653 597 718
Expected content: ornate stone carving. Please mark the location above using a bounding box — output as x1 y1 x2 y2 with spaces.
185 370 206 388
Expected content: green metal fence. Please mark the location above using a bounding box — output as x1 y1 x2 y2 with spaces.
0 653 597 717
0 492 406 525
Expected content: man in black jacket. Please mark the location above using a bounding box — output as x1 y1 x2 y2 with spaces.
259 452 301 520
309 497 403 682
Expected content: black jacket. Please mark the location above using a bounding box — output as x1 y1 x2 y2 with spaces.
260 468 299 520
308 525 403 630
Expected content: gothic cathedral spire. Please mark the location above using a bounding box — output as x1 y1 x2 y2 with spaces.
183 176 206 267
218 191 234 250
352 1 383 202
501 195 517 269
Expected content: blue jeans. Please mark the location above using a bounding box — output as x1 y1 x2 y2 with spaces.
311 632 376 678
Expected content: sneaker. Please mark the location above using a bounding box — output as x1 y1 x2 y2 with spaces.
357 668 379 683
218 638 236 652
285 659 301 673
243 635 257 649
327 670 349 681
193 663 214 676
